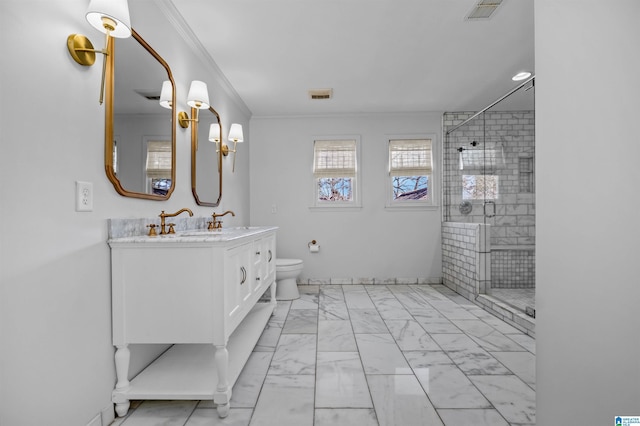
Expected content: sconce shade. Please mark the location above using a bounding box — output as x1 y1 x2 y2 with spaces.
159 81 172 109
228 123 244 142
209 123 221 143
187 81 210 109
86 0 131 38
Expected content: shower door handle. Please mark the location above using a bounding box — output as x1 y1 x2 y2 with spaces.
484 201 496 218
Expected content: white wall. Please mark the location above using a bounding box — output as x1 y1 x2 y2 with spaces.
535 1 640 423
249 114 443 282
0 1 250 425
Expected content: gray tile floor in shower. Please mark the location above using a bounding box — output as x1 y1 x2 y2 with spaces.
111 284 536 426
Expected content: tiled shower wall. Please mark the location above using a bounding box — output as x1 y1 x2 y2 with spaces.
441 222 490 300
443 111 535 289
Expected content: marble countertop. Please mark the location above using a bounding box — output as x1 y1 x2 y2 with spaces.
108 226 278 246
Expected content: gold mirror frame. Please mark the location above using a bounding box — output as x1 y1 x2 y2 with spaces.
105 29 177 200
191 106 223 206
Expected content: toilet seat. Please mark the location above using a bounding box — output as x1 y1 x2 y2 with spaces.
276 258 302 267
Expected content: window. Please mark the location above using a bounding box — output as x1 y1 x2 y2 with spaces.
462 175 499 200
312 138 360 207
146 140 172 196
388 138 433 206
460 148 499 200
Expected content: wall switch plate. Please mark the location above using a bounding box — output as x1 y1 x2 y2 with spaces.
76 181 93 212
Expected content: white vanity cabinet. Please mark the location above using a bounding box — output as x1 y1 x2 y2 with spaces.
108 227 277 418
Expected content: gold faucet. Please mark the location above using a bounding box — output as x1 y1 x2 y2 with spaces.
159 208 194 235
209 210 235 230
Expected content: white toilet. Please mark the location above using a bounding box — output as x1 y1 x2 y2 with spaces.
275 258 303 300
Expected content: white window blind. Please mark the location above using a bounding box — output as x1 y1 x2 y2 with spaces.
389 139 432 176
146 140 172 179
313 139 357 178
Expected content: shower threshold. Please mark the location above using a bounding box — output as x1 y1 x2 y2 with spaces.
475 290 536 336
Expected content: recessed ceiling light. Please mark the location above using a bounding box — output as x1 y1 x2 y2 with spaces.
512 71 532 81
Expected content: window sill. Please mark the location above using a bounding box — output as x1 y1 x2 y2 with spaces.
309 204 362 212
384 203 439 211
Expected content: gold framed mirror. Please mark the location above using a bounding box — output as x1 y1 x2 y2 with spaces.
105 29 176 200
191 106 223 206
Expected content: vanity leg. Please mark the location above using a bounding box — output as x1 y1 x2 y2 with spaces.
214 344 231 418
112 345 131 417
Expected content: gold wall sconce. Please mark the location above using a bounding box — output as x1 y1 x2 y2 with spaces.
225 123 244 172
67 0 132 104
209 122 243 172
178 81 210 128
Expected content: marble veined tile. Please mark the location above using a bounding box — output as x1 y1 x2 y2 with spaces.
388 287 434 311
366 289 413 320
120 400 198 426
282 309 318 334
185 408 252 426
431 333 482 351
318 301 350 320
429 301 479 320
469 375 536 424
437 408 510 426
355 334 412 375
269 334 316 375
231 352 273 408
446 348 511 375
413 314 461 334
314 409 378 426
491 351 536 389
349 309 388 334
318 320 357 351
367 374 443 426
451 320 526 352
315 352 373 408
404 351 491 409
343 286 376 309
250 375 315 426
384 319 440 351
253 323 281 352
319 286 345 302
290 292 318 310
267 300 291 328
410 285 451 302
506 333 536 354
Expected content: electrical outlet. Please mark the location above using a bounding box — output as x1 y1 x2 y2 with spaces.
76 181 93 212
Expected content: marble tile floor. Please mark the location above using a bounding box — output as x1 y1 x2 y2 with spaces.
111 284 535 426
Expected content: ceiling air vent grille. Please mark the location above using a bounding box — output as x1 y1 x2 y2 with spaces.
309 89 333 100
135 89 161 101
466 0 503 20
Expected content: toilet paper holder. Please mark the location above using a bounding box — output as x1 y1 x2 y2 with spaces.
308 240 320 253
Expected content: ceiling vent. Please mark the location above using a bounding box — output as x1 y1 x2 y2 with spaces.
466 0 503 20
134 89 161 101
309 89 333 100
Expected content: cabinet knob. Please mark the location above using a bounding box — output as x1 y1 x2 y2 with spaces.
256 251 261 255
256 277 260 281
240 267 246 285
